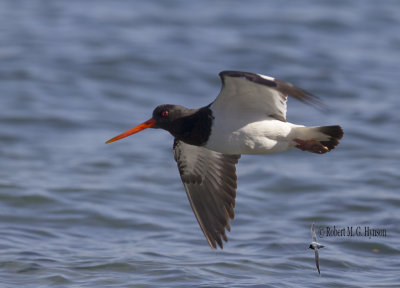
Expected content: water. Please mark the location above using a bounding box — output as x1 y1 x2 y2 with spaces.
1 1 399 287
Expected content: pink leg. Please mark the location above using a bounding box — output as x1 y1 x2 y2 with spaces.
293 138 329 154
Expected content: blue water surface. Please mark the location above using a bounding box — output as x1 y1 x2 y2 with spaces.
0 1 399 287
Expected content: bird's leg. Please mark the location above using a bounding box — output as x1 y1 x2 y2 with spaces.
293 138 329 154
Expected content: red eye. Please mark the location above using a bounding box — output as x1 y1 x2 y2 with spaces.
161 111 168 117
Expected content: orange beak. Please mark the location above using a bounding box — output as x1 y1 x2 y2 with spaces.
105 118 156 144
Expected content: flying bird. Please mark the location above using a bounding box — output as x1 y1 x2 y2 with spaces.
106 71 343 249
309 223 325 274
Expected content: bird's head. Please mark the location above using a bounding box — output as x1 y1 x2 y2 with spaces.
151 104 190 130
105 104 188 144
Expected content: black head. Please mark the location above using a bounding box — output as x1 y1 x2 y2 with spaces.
105 104 198 144
151 104 213 146
152 104 191 130
309 244 314 250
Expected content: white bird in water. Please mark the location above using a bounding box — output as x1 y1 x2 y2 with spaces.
106 71 343 249
309 223 325 274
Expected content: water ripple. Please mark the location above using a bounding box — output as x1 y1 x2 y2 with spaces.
1 0 399 287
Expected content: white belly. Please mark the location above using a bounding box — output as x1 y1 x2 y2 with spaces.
205 118 299 155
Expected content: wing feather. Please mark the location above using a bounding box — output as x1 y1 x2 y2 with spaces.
315 249 320 274
311 223 317 242
211 71 320 122
173 139 240 249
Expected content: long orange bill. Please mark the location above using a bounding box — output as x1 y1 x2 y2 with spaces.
105 118 156 144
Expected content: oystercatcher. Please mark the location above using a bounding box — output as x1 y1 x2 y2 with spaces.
106 71 343 249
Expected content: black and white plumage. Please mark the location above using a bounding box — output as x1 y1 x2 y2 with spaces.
106 71 343 249
173 139 240 248
309 223 325 274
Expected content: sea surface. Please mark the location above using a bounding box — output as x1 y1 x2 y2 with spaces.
1 1 399 287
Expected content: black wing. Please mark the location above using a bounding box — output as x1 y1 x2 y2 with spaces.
173 139 240 249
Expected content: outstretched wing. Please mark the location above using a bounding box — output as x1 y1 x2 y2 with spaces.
211 71 319 122
315 249 321 274
173 139 240 249
311 223 317 242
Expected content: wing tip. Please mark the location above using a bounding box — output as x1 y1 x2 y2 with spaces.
274 79 325 108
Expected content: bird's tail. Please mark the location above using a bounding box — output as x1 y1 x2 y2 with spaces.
291 125 343 154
